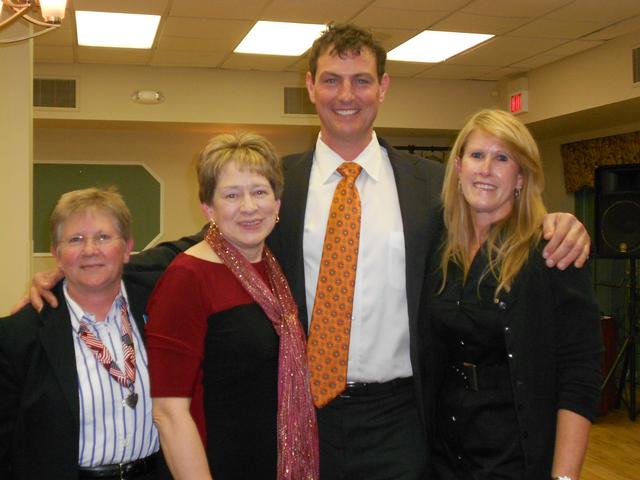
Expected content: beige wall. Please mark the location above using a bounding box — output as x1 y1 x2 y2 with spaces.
500 28 640 123
1 23 33 316
33 63 497 131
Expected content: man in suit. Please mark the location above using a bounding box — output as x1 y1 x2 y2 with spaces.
22 24 590 480
265 24 442 479
0 188 164 480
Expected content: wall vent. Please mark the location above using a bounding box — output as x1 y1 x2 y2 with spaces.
634 47 640 84
283 86 316 115
33 78 77 108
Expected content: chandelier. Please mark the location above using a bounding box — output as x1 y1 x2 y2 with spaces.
0 0 67 44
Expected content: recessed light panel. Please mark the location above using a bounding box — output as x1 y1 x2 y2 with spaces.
76 11 161 49
388 30 494 63
235 21 326 56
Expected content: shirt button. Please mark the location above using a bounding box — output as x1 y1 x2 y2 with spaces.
508 353 514 359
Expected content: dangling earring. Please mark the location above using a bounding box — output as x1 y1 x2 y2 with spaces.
275 214 280 224
514 187 522 199
457 179 462 192
210 218 217 229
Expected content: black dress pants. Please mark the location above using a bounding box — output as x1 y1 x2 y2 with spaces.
316 382 427 480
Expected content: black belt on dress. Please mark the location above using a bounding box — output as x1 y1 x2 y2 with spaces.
338 376 414 398
450 362 509 391
78 452 159 479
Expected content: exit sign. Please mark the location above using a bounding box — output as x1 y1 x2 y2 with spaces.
509 90 529 114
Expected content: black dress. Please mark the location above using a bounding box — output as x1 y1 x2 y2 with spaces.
429 252 525 480
146 254 279 479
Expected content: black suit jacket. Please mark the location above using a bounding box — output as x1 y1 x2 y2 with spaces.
0 279 152 480
269 137 445 427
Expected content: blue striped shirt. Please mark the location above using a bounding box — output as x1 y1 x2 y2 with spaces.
64 281 159 467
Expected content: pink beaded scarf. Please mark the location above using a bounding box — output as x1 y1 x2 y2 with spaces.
205 223 319 480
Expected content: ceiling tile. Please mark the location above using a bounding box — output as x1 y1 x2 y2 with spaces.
76 47 153 65
450 36 565 66
511 54 563 69
168 0 269 19
368 27 422 52
372 0 468 10
221 53 300 71
74 0 169 15
162 17 252 42
546 39 604 56
150 50 226 67
353 7 448 29
585 17 640 41
156 36 224 53
547 0 640 22
475 66 528 81
432 13 530 35
416 63 500 80
385 61 435 77
508 18 614 39
461 0 573 18
261 0 369 23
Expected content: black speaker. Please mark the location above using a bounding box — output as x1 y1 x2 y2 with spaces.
594 164 640 258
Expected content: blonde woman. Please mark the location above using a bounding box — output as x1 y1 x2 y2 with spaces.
426 109 602 480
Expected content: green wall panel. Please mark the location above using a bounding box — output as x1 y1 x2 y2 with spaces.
34 164 161 253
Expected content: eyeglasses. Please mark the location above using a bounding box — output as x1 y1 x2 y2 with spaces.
59 233 122 249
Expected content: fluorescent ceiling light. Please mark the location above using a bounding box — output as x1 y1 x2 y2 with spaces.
76 11 161 49
235 21 326 56
388 30 494 63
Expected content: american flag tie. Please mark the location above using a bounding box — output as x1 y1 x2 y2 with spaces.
78 297 137 389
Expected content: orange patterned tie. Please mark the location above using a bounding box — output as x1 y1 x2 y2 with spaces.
308 161 362 407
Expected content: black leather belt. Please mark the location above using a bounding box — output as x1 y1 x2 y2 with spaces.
78 452 158 479
450 362 509 391
338 376 413 398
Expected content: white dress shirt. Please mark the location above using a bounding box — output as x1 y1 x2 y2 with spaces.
303 132 412 383
65 281 159 467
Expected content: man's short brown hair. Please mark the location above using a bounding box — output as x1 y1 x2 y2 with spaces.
308 23 387 81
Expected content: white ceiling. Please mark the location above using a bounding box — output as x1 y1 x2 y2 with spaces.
33 0 640 81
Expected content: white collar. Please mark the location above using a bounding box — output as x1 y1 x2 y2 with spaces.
314 131 384 184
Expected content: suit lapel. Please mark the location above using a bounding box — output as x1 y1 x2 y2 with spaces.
37 296 80 420
276 150 314 331
123 280 150 337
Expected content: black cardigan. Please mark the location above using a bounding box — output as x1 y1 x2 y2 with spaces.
424 245 603 480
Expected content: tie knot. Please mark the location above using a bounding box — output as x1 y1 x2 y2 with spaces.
337 162 362 180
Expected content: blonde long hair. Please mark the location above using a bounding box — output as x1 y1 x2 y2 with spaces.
440 109 547 295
